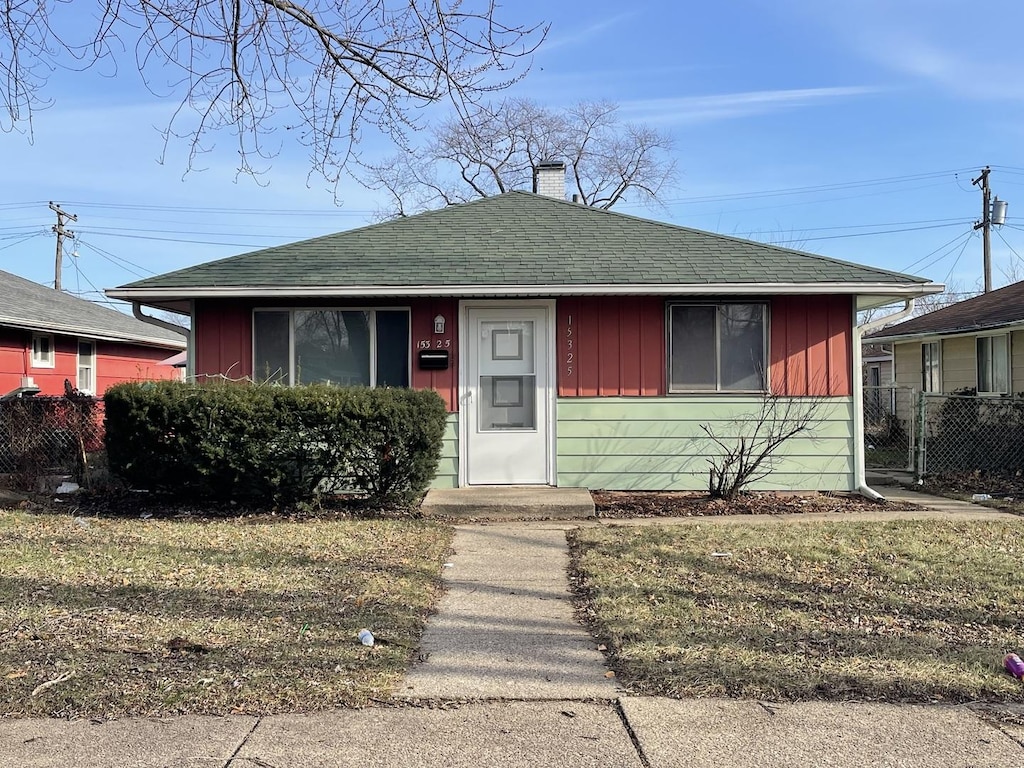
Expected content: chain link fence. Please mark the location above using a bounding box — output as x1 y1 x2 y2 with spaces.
920 392 1024 475
0 396 104 489
863 385 916 470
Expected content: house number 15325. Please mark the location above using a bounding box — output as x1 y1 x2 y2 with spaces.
565 314 573 376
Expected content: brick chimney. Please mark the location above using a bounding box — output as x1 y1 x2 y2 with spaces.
532 161 566 200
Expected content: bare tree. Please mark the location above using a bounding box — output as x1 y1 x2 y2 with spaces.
359 97 677 216
701 392 826 500
2 2 546 184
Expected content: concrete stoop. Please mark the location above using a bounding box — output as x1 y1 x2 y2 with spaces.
420 486 596 520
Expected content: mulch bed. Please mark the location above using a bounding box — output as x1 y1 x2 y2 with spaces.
8 487 416 521
591 490 921 518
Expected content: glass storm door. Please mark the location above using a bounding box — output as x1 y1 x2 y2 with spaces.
465 307 550 484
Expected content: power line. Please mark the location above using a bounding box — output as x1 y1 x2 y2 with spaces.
76 238 156 277
770 221 969 245
636 168 975 206
995 227 1024 267
0 232 48 252
943 235 975 284
900 229 976 272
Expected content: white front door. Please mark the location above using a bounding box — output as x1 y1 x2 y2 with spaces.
464 306 551 484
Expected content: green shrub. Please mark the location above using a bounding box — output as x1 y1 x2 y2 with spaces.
103 381 446 506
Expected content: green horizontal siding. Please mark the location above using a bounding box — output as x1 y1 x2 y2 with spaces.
556 397 855 492
430 414 459 489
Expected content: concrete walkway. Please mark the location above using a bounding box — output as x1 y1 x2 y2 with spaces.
399 522 618 700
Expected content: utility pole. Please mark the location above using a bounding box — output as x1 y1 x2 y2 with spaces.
49 201 77 291
971 168 1009 293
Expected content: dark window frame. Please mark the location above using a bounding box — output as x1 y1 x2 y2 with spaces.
251 307 411 388
666 301 769 394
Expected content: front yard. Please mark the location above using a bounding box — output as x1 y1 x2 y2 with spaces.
0 510 452 718
570 520 1024 703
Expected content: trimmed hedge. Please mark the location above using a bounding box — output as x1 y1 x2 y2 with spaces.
104 381 446 506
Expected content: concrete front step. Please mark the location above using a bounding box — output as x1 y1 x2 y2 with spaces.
420 486 596 520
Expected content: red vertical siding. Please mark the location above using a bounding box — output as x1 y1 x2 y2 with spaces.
769 295 852 396
409 297 459 412
557 296 665 396
194 300 252 379
558 298 581 395
195 298 460 411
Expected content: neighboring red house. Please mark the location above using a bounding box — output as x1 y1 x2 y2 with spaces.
0 269 186 397
108 165 942 494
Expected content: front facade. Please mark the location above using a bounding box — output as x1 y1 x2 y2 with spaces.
110 185 940 493
0 270 186 397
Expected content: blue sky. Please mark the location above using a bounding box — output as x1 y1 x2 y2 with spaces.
3 0 1024 308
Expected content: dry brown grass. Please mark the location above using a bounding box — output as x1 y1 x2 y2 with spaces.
570 520 1024 703
0 510 452 718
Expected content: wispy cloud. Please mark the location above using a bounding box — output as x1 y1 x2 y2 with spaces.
619 86 880 125
541 12 637 53
774 0 1024 101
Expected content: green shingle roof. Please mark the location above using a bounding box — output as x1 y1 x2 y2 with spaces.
117 192 931 292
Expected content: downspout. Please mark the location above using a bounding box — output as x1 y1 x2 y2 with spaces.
132 302 189 339
853 298 915 501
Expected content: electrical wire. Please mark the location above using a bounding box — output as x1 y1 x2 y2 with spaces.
943 235 975 284
76 238 156 277
900 229 975 272
770 221 969 245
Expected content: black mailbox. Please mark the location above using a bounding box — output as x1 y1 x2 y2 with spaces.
418 349 450 370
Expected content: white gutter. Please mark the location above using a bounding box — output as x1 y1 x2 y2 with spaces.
108 281 945 301
853 299 916 501
132 302 190 339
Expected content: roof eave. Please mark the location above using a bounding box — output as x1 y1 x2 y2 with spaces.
0 318 187 349
109 281 944 302
870 319 1024 344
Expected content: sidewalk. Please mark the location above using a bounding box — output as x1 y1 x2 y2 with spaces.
2 490 1023 767
3 698 1021 767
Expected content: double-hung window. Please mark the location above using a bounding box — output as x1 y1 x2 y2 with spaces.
668 303 767 392
31 334 55 368
253 309 410 387
977 334 1009 394
921 341 941 393
77 340 96 394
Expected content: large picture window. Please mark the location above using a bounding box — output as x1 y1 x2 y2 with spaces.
977 334 1009 394
668 303 766 392
253 309 410 387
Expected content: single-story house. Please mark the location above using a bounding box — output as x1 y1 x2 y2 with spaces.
861 343 894 388
0 269 186 397
108 165 941 493
865 280 1024 396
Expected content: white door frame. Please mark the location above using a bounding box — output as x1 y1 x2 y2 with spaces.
458 299 557 486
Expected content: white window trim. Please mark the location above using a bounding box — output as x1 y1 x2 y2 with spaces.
252 307 412 387
666 301 769 394
31 333 55 368
921 340 941 393
976 332 1010 395
77 339 96 394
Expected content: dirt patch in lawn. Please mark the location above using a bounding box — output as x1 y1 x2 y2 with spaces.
592 491 921 518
